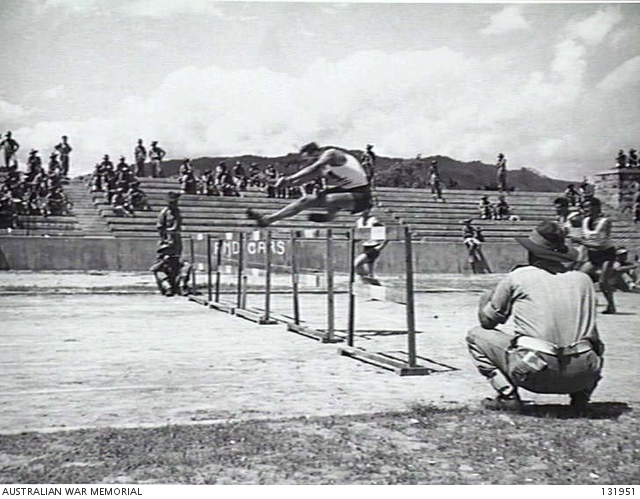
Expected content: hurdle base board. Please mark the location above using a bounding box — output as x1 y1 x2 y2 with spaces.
209 300 236 314
234 307 279 325
287 323 343 343
188 296 210 306
353 282 407 305
338 346 434 376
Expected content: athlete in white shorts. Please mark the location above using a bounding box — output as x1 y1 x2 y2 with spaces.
247 142 372 227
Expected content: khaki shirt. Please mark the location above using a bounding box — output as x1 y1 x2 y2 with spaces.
481 265 599 346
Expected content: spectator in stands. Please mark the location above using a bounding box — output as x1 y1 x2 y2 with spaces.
633 184 640 224
578 178 594 204
54 135 72 178
200 169 218 196
43 185 71 217
495 153 507 193
616 149 627 169
494 195 511 220
149 141 166 178
0 131 20 171
570 197 617 314
466 220 604 414
134 139 147 177
554 196 584 259
90 164 103 193
47 153 61 175
115 156 134 189
629 149 638 169
479 195 493 220
127 181 152 212
178 159 198 195
0 187 18 229
354 209 388 285
248 163 261 188
26 150 43 182
264 164 277 198
564 184 579 207
111 187 134 217
233 161 248 192
361 144 376 186
429 160 445 202
157 191 182 258
103 168 118 205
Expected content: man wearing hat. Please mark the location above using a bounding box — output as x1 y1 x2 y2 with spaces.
361 144 376 186
54 135 72 178
429 160 445 202
134 139 147 177
466 220 604 413
157 191 182 258
0 131 20 171
495 152 507 193
149 141 166 178
26 149 43 182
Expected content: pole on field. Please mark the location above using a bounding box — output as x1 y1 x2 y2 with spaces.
404 225 417 367
290 230 300 325
325 229 335 342
214 238 223 302
264 229 273 321
236 232 245 308
347 229 357 347
207 234 212 303
189 237 196 290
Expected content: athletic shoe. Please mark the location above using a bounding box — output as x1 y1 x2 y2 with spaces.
602 307 616 314
308 213 331 223
481 394 522 412
246 208 268 227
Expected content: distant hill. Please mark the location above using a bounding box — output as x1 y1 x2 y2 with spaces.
139 150 574 192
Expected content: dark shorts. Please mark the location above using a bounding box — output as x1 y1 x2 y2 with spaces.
321 185 372 214
362 244 382 263
587 246 616 267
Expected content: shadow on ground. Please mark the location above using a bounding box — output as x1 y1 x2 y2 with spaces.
519 401 632 420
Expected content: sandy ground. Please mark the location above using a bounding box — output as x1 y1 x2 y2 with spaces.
0 271 638 434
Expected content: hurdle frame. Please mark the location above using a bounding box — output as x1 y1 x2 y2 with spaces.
338 225 433 376
286 228 342 343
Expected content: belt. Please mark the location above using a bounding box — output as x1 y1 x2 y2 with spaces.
514 336 594 357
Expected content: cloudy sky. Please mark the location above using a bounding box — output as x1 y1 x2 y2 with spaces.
1 1 639 180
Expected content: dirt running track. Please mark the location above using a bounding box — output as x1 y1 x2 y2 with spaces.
1 272 639 434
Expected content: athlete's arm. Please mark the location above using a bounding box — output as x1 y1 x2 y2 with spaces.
277 149 340 188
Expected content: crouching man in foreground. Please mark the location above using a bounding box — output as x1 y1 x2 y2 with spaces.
466 220 605 414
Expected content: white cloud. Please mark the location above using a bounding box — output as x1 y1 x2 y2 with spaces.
119 0 224 19
0 100 32 129
480 6 530 36
567 6 622 46
9 44 632 181
596 56 640 93
41 85 65 100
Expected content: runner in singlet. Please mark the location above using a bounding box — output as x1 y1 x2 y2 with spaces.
247 142 372 227
571 197 617 314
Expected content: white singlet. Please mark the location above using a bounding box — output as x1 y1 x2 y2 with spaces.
582 216 614 250
321 149 369 189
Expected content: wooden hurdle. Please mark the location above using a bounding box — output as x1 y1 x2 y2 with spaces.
338 225 433 376
286 228 343 343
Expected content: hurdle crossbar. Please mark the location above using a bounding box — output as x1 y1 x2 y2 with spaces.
338 225 431 376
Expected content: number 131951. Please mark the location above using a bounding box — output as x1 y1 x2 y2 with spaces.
603 488 635 495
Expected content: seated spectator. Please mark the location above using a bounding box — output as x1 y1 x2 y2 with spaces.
564 184 579 206
111 187 134 217
494 195 511 220
629 149 638 169
248 163 261 188
578 178 594 204
115 156 134 188
218 171 240 197
43 186 72 217
233 161 248 191
633 184 640 224
90 164 103 193
9 179 28 215
200 170 218 196
103 169 118 204
478 195 493 220
48 153 61 175
180 166 198 195
0 187 18 229
616 149 627 169
127 182 152 212
264 164 277 198
26 149 43 182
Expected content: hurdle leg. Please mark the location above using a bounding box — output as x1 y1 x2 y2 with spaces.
215 238 223 302
189 236 196 291
325 229 335 342
236 232 245 308
290 230 300 325
347 228 357 347
207 234 212 303
405 225 417 367
264 230 273 322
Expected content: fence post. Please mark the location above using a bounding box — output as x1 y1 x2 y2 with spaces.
290 230 300 325
405 226 417 367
